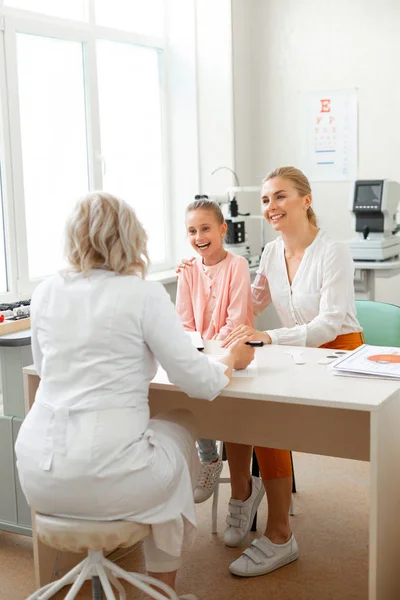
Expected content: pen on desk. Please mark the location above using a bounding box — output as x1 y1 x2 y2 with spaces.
245 340 264 347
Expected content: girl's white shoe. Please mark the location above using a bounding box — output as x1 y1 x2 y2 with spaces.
194 458 223 503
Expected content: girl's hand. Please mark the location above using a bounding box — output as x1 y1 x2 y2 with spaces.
176 256 196 276
221 325 271 348
227 337 256 370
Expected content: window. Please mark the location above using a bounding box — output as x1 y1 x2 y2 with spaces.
96 41 166 264
94 0 164 37
0 168 8 293
4 0 87 21
16 34 89 279
0 0 172 298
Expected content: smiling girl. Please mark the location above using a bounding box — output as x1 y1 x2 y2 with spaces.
175 198 254 503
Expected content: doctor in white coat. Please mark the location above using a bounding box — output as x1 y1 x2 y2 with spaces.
15 192 254 600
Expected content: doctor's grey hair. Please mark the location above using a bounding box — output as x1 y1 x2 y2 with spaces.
65 192 149 277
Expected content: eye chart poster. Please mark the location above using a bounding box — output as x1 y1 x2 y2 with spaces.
305 89 358 182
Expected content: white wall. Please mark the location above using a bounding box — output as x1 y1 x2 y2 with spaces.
231 0 400 305
165 0 199 263
166 0 236 263
195 0 235 193
231 0 280 329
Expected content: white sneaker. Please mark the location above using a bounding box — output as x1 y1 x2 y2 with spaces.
229 533 299 577
193 458 223 503
223 476 265 547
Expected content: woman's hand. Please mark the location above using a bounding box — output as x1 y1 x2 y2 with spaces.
176 257 196 277
227 337 256 370
221 325 271 348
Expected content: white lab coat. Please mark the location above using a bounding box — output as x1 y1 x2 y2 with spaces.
15 269 229 556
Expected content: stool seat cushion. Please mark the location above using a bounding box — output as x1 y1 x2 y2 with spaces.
35 514 151 553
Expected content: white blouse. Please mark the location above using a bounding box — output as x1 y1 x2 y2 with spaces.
252 230 362 347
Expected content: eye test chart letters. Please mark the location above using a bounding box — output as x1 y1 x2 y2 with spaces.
304 89 358 182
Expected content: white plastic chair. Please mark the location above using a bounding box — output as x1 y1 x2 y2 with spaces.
211 442 295 534
27 514 180 600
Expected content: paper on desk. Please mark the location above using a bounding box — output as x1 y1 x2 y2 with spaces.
332 344 400 380
332 370 400 381
186 330 204 350
207 355 258 378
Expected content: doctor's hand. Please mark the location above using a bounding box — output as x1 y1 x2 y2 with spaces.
226 337 255 370
216 336 254 379
175 257 196 277
221 325 271 349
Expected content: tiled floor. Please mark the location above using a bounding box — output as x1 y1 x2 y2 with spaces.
0 452 369 600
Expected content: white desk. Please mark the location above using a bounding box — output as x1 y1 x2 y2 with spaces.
23 342 400 600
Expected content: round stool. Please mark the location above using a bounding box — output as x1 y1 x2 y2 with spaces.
27 514 181 600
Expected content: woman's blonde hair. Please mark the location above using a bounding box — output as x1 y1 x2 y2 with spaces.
65 192 149 277
263 166 317 227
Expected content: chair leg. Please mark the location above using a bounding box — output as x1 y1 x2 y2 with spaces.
211 479 219 534
95 564 117 600
105 567 127 600
290 451 297 493
29 549 184 600
251 449 260 479
64 561 92 600
92 575 104 600
26 558 88 600
103 556 179 600
289 496 294 516
221 442 227 461
211 440 225 534
251 449 259 531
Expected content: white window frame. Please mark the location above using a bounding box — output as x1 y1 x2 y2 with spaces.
0 0 174 300
0 19 19 300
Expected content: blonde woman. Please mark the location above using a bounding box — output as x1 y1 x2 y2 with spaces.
222 166 363 578
15 192 254 599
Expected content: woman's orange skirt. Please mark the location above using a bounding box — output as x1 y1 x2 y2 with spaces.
319 331 364 351
254 330 364 480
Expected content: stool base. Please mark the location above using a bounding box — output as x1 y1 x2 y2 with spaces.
27 549 180 600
